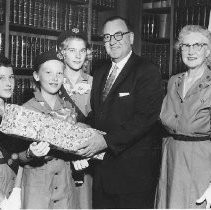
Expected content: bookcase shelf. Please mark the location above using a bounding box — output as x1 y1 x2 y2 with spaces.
93 4 116 11
142 38 170 43
70 0 89 5
91 34 103 41
140 0 211 86
9 23 62 36
13 68 33 76
0 0 117 105
143 7 171 14
140 0 173 84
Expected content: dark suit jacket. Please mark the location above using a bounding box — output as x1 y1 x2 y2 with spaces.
87 53 163 194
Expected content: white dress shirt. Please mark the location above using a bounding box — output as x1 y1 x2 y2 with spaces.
107 51 132 82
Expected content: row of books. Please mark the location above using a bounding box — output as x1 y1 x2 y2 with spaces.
9 45 109 104
9 0 88 32
162 80 168 94
142 0 210 9
141 43 170 79
93 0 116 9
173 51 187 76
9 76 34 105
142 0 172 9
0 0 4 23
91 43 109 61
90 43 109 74
142 14 171 39
175 0 211 8
0 33 5 55
175 5 210 37
9 34 57 69
7 34 109 71
92 9 98 36
61 3 89 33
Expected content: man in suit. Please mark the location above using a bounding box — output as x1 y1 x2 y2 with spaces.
75 16 163 208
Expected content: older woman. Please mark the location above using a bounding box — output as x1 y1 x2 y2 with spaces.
155 25 211 209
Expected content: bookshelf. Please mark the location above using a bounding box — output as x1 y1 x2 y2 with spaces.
139 0 211 93
141 0 173 86
0 0 117 104
173 0 211 76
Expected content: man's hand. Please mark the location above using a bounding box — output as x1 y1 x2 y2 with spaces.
75 131 107 157
196 183 211 209
29 141 50 157
72 159 89 171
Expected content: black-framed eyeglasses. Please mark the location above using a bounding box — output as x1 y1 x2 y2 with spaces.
103 31 130 42
180 43 208 52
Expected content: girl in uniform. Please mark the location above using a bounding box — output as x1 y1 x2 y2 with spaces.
21 48 78 209
57 28 93 209
0 54 50 210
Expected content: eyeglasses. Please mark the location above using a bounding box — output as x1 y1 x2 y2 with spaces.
180 43 208 52
103 31 130 42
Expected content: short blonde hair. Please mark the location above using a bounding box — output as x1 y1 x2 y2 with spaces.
175 25 211 66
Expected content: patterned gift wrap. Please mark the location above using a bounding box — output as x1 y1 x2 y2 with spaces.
0 104 98 154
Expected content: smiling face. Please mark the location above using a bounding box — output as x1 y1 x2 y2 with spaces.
33 60 64 96
103 19 134 63
63 38 87 71
0 66 14 99
181 32 211 70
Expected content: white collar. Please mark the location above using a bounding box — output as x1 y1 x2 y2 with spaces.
112 51 132 70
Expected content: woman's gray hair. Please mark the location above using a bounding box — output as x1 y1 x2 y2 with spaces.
175 25 211 66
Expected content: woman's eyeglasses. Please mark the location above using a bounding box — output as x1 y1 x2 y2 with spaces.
180 43 207 52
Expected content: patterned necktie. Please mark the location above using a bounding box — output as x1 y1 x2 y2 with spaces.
102 65 118 101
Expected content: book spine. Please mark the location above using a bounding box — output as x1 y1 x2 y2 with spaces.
26 36 31 69
11 0 18 24
30 37 36 69
55 0 60 30
28 0 33 26
68 3 73 30
158 14 170 38
33 0 39 27
21 35 26 68
0 0 5 23
51 0 56 30
38 0 43 28
18 0 23 25
42 0 48 28
47 0 51 29
92 9 98 36
9 35 15 66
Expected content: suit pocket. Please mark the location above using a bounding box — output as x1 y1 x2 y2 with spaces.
118 94 132 104
117 95 133 116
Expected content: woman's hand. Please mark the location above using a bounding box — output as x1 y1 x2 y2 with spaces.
72 159 89 171
29 141 50 157
196 184 211 209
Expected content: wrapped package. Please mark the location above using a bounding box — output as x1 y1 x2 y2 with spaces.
0 104 104 159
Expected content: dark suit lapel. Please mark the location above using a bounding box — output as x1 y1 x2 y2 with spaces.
103 53 137 102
